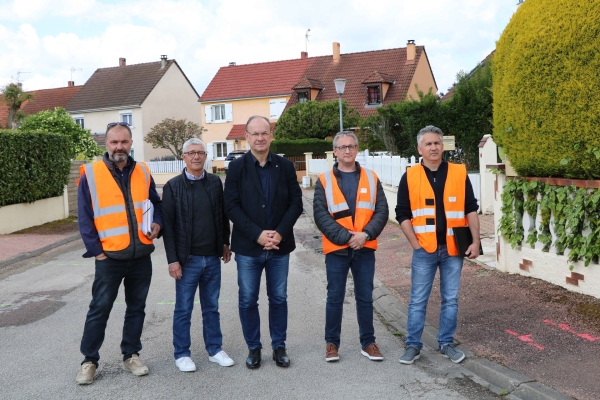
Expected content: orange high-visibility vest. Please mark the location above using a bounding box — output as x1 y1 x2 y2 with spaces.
79 161 152 252
407 162 467 256
319 167 379 254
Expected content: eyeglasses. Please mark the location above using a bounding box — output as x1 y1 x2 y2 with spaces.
107 122 130 128
246 131 271 138
335 145 358 152
184 151 207 158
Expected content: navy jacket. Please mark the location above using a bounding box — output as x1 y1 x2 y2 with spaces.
224 151 303 256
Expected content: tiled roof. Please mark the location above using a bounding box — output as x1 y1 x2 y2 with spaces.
92 133 106 147
226 122 275 140
0 84 81 128
361 71 395 84
199 58 313 102
22 85 82 115
66 60 197 112
441 50 495 102
291 77 324 90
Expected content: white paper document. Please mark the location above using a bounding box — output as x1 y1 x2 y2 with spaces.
142 199 154 236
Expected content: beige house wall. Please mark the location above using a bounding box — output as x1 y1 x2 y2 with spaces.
142 64 202 161
0 189 69 234
406 52 438 100
77 107 142 147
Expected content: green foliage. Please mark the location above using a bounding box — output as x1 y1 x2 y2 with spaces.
499 178 600 267
274 100 361 140
0 130 71 206
1 83 33 128
19 107 101 159
493 0 600 178
443 63 493 171
270 138 333 157
362 88 446 158
145 118 204 158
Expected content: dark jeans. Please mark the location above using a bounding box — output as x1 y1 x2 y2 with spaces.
173 255 223 359
235 252 290 350
80 255 152 365
325 250 376 349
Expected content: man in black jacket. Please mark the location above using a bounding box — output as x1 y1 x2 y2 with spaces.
224 115 303 369
313 131 389 363
162 138 234 373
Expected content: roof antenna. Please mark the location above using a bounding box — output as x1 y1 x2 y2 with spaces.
13 71 30 84
305 29 310 53
71 67 82 81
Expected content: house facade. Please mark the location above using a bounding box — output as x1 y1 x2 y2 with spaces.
66 56 200 161
199 41 438 167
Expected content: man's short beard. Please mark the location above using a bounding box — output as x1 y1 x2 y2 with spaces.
110 152 128 162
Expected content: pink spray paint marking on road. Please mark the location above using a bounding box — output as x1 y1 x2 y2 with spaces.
505 330 545 350
544 319 600 342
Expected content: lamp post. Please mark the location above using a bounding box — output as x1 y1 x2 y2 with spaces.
333 78 346 132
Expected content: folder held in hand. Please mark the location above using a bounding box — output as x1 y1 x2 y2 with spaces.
142 199 154 236
453 226 483 258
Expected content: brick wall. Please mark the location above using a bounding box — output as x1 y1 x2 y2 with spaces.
68 161 85 217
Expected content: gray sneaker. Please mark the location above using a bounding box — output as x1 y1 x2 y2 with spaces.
440 344 465 363
399 346 420 364
76 361 96 385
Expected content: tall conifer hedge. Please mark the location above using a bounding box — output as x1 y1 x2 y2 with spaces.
493 0 600 178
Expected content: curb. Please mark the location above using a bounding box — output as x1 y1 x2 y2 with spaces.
301 191 570 400
0 233 82 270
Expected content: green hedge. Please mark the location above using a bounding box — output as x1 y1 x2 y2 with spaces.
493 0 600 178
0 131 72 207
270 138 333 157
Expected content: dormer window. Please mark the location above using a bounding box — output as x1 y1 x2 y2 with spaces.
298 91 309 103
367 85 382 105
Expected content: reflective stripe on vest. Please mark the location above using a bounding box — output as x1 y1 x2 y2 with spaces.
319 167 379 254
407 163 467 256
82 161 152 251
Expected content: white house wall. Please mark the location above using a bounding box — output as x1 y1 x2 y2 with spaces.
78 108 143 156
142 63 202 161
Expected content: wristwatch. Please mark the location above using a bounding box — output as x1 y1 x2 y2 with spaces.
364 232 370 241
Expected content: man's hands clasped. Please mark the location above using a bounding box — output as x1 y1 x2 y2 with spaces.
257 230 282 250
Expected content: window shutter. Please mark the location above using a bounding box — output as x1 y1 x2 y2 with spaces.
269 100 277 119
205 106 212 124
278 98 287 118
206 142 214 160
225 104 233 121
227 141 234 154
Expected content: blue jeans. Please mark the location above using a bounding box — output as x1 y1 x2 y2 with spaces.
80 255 152 365
406 245 463 349
236 252 290 350
325 250 376 349
173 255 223 359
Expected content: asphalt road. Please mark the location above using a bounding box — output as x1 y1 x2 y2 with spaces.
0 212 498 400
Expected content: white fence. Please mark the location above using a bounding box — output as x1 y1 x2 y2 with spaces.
308 150 480 211
147 159 212 174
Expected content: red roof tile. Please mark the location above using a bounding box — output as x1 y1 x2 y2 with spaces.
200 45 435 118
226 122 275 140
292 77 324 90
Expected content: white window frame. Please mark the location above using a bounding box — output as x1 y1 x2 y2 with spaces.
72 114 84 129
204 104 233 124
214 142 228 160
119 110 133 127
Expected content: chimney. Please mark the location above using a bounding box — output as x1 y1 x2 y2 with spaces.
160 55 167 68
68 81 74 87
119 57 126 67
332 42 340 63
228 62 236 66
406 40 416 63
301 51 308 59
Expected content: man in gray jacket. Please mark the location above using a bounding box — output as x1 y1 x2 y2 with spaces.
313 131 389 362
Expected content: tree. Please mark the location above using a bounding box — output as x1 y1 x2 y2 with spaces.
1 83 33 128
144 118 204 158
443 62 493 170
274 100 362 140
18 107 101 159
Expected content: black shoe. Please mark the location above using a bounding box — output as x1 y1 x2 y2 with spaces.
246 349 261 369
273 347 290 367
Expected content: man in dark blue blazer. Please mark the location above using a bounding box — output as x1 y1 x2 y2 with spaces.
224 115 303 370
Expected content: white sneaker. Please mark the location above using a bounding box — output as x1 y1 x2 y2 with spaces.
209 350 234 367
175 356 196 372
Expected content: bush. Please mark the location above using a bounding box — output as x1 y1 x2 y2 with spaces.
270 138 334 157
493 0 600 178
0 130 72 207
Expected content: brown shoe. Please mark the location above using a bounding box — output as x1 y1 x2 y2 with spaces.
76 361 96 385
361 343 383 361
123 354 149 376
325 343 339 362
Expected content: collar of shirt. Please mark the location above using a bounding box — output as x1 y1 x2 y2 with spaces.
250 152 272 167
185 168 205 180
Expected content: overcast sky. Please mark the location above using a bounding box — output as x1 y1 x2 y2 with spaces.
0 0 519 97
